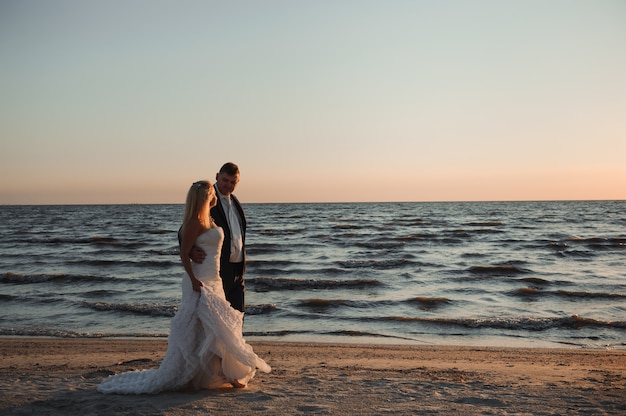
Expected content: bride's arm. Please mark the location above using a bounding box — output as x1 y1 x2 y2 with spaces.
178 227 206 264
180 220 205 292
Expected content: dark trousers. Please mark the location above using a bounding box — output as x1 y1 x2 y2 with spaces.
220 261 245 312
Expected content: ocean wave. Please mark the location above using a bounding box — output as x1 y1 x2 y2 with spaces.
353 241 407 250
243 329 310 337
554 249 596 258
511 287 542 297
510 288 626 300
245 303 278 315
466 221 503 227
518 277 552 285
555 290 626 299
246 259 299 268
64 258 179 268
255 227 308 236
246 243 286 254
23 235 148 249
296 298 388 311
374 315 626 330
89 236 147 248
0 292 72 306
388 218 428 227
396 233 434 242
298 298 353 309
0 327 167 338
332 223 361 230
145 228 174 235
147 248 180 256
81 289 127 299
463 228 505 235
248 265 347 277
467 265 531 276
567 237 626 249
81 301 177 317
248 277 382 292
406 296 452 310
0 327 100 338
460 252 489 259
548 236 625 258
337 258 415 270
1 272 121 285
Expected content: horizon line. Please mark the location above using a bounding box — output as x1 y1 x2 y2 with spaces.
1 198 624 207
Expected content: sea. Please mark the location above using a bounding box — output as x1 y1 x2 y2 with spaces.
1 201 624 349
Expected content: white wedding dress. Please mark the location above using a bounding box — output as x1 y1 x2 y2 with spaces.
97 227 270 394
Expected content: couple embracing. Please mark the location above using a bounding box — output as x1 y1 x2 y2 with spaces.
98 163 270 394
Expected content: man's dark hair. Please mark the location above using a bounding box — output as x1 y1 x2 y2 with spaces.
219 162 239 175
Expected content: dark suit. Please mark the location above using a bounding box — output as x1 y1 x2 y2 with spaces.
211 184 246 312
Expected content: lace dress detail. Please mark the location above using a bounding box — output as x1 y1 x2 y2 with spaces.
97 228 270 394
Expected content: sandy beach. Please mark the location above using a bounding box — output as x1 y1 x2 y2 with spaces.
0 338 624 415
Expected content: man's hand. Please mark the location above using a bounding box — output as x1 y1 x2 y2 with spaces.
190 246 207 264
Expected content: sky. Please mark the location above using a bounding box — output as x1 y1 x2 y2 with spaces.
1 0 625 204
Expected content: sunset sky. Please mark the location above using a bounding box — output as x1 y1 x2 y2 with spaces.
1 0 625 204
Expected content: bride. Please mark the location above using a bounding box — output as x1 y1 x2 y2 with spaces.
98 180 270 394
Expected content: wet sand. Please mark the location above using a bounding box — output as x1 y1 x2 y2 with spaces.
1 337 624 415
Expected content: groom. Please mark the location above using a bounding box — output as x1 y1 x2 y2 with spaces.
187 162 247 312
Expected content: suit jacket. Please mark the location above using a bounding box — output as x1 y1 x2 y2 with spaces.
211 184 246 269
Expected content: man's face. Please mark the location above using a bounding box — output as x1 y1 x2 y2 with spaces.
215 172 239 197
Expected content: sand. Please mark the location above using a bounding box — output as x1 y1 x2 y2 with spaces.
0 337 624 415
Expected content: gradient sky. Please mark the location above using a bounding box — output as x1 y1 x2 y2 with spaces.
1 0 625 204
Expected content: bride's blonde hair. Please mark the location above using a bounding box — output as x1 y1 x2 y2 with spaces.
182 180 214 230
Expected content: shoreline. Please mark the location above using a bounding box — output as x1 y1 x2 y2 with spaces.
3 333 623 350
1 337 625 415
